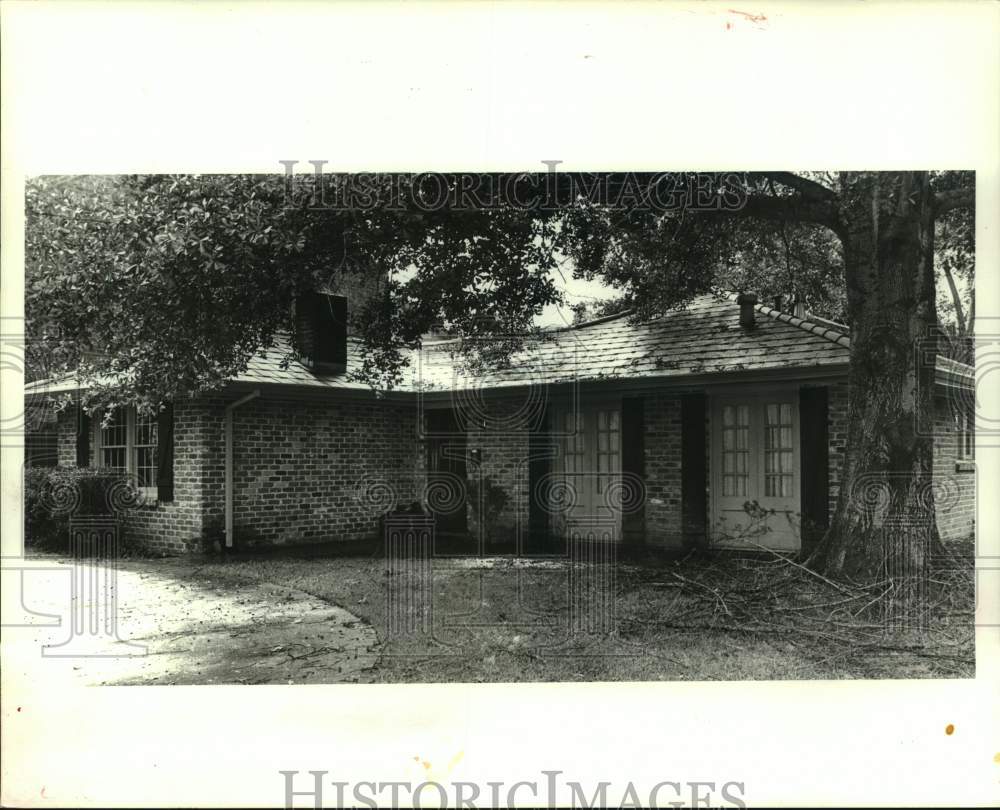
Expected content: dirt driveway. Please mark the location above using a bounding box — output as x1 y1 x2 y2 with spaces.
2 557 379 686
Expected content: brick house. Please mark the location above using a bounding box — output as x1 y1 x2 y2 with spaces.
24 292 976 556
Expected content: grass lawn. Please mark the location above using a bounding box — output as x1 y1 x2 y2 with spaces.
168 541 975 683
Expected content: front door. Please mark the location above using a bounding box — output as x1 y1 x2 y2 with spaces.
712 392 801 551
557 401 622 538
426 408 468 539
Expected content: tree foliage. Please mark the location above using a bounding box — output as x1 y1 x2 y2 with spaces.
26 174 562 405
26 170 975 582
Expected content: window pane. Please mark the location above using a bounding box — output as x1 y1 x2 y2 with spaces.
102 447 126 470
135 415 157 446
134 411 158 488
736 424 748 450
136 447 156 487
781 450 793 472
101 407 127 448
721 403 751 499
100 408 128 471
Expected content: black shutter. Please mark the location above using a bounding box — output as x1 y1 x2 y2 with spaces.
76 407 91 467
157 403 175 502
527 404 553 547
621 396 645 544
681 393 708 549
295 292 347 372
799 386 829 550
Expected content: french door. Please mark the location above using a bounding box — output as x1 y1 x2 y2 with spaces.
556 400 622 537
711 392 801 551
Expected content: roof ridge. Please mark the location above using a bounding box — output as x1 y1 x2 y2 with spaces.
722 291 851 349
739 293 973 378
755 300 852 350
804 313 850 334
544 307 634 333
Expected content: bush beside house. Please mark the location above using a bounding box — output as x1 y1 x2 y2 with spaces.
24 466 136 553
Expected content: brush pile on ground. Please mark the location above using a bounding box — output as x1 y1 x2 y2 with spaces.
619 541 975 677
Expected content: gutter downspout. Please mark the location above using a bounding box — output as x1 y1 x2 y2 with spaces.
224 390 261 549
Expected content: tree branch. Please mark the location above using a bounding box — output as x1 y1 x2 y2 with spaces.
750 172 838 201
735 192 842 235
941 260 967 335
934 187 974 216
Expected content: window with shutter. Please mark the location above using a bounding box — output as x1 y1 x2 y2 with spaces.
94 405 171 501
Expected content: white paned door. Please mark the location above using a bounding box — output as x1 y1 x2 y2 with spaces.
712 392 801 551
557 402 622 538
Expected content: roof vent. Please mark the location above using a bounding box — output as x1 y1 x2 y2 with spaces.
294 292 347 373
737 292 757 329
772 294 786 312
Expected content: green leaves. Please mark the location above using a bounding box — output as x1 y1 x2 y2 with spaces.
25 172 973 406
26 174 563 402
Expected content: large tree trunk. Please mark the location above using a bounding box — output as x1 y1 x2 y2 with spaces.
808 173 942 593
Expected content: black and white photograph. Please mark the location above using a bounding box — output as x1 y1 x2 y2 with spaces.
13 169 979 686
1 2 997 809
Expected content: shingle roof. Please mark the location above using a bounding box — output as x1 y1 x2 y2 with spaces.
22 337 382 396
235 337 380 391
23 293 974 398
416 293 852 391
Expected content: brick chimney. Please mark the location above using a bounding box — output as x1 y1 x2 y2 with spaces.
294 291 348 373
772 294 785 312
793 297 807 319
737 292 758 329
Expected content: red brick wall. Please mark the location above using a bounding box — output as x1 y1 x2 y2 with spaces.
56 405 79 467
827 380 850 520
932 394 976 543
53 394 421 553
643 396 684 547
231 396 420 546
44 374 974 554
53 400 225 555
465 396 530 543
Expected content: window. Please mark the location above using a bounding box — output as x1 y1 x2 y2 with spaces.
721 404 750 496
95 406 158 498
563 410 585 475
956 408 975 461
764 402 795 497
134 411 159 489
595 408 620 494
100 407 128 471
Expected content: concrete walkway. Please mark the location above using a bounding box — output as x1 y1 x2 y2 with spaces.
1 557 379 686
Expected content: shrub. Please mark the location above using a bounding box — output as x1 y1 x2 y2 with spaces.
467 475 509 544
377 500 428 537
24 466 132 552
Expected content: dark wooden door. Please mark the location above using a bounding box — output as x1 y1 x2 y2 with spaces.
426 408 468 537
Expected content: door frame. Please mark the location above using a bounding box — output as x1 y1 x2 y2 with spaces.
424 406 469 538
708 385 802 551
551 394 624 538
